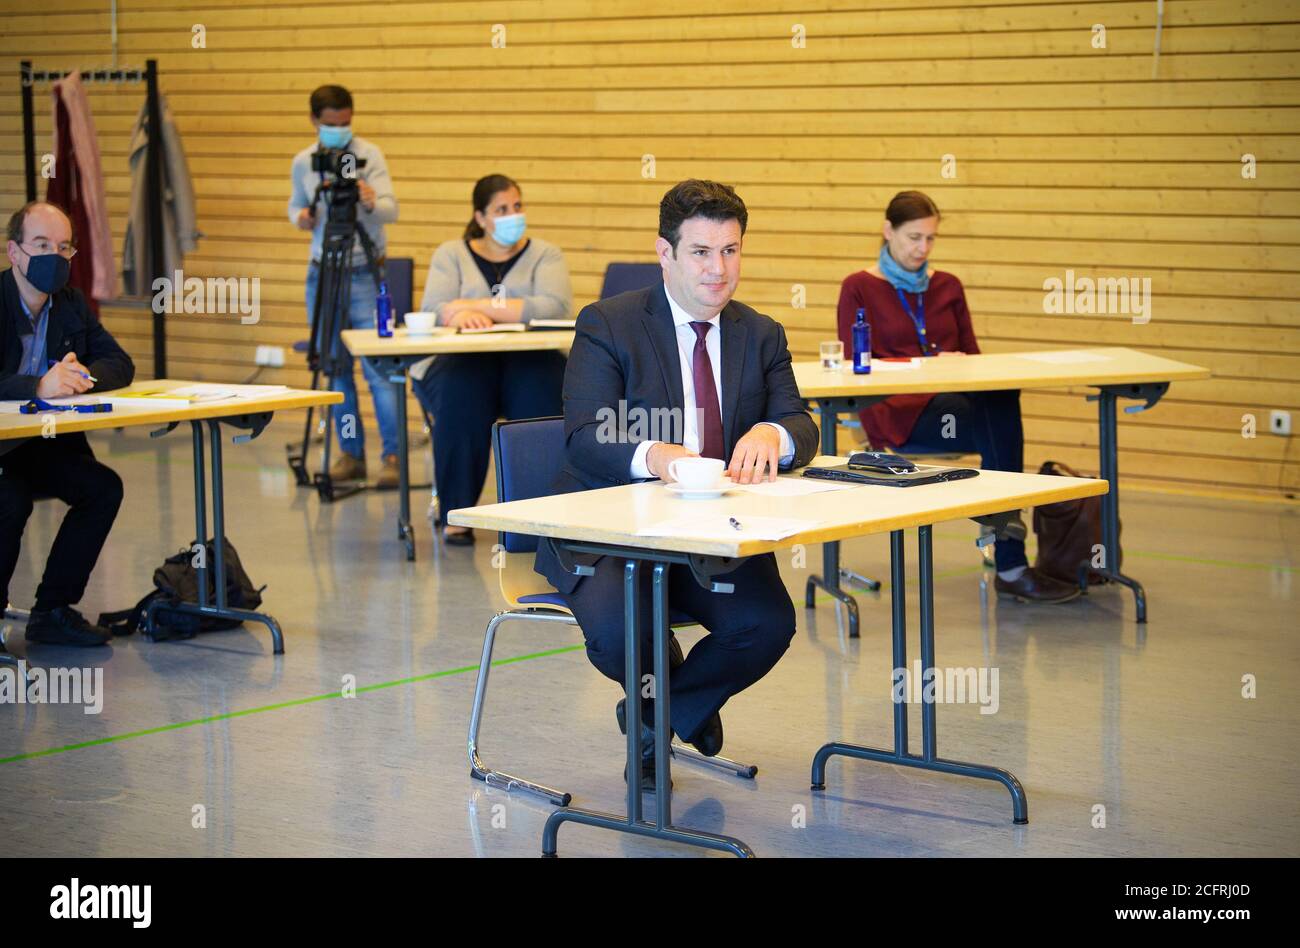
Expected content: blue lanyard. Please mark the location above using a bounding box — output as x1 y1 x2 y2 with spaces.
895 287 935 356
19 397 112 414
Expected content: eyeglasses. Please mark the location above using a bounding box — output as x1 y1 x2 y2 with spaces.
20 239 77 259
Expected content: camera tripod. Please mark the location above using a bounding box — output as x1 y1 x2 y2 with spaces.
286 161 385 502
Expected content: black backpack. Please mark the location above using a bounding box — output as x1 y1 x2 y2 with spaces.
99 538 266 641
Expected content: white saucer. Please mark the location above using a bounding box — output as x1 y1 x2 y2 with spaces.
665 484 733 499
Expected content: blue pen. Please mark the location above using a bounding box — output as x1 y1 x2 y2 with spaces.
48 358 97 383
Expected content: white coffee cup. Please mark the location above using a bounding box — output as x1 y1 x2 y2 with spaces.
668 456 725 490
405 311 437 335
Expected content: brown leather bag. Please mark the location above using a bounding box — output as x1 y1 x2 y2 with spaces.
1032 460 1121 585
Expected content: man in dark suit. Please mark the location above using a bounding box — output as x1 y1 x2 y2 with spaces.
536 180 818 788
1 201 135 647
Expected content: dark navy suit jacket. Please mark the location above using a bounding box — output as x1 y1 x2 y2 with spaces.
535 282 818 593
0 268 135 456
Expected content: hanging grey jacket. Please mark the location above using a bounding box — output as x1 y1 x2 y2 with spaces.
121 94 202 296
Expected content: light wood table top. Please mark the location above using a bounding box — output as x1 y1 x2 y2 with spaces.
0 379 342 440
448 457 1108 557
794 347 1210 398
341 327 574 357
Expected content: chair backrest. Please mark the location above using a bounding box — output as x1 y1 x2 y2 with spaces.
492 416 566 554
292 256 415 353
387 257 414 323
599 262 662 300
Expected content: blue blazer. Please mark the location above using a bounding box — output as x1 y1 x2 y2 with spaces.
535 282 818 594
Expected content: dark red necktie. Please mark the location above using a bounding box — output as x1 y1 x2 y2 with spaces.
689 321 725 460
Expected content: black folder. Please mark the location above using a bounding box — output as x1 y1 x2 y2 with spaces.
801 463 980 488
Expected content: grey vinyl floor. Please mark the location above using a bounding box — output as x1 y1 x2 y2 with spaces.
1 421 1296 858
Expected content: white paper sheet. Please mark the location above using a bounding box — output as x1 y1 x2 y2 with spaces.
166 383 291 401
729 476 855 497
870 358 923 371
637 515 820 542
459 323 526 334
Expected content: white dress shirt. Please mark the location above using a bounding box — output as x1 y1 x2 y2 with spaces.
629 286 795 479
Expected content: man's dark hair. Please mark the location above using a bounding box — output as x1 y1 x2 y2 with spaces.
310 84 353 117
7 200 73 246
658 179 748 253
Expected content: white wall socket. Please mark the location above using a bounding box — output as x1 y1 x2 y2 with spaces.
1270 409 1292 436
254 345 285 368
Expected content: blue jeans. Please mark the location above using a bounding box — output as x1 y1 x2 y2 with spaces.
305 264 399 459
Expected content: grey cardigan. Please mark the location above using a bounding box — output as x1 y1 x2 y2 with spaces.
419 236 573 323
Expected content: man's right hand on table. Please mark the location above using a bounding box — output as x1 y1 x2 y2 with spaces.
37 352 93 398
647 442 698 483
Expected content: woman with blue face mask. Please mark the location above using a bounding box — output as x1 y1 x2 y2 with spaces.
412 174 573 545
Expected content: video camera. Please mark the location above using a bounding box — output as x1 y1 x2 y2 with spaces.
310 148 369 226
310 147 366 178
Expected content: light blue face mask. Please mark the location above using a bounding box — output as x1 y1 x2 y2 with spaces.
490 213 526 247
318 124 352 149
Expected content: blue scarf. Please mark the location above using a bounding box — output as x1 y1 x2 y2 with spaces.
878 244 930 294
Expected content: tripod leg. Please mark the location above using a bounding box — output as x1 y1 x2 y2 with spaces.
317 244 352 479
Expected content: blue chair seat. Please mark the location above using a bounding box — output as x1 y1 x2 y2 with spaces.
517 592 567 608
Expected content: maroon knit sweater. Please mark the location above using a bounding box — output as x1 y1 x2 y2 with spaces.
836 269 979 449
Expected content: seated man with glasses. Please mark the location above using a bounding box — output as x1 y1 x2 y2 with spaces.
0 201 135 647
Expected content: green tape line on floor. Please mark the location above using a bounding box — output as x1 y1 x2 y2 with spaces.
0 644 585 765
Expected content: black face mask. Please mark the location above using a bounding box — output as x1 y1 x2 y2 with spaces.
18 248 71 294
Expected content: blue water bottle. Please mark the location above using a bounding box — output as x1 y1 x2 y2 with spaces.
376 281 393 337
852 307 871 375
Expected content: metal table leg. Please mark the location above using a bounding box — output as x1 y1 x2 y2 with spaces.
0 650 24 685
144 417 286 655
368 354 436 561
811 525 1028 824
1080 384 1167 623
391 366 415 561
804 401 861 637
542 557 753 858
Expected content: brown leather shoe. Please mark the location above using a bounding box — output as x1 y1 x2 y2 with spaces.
375 454 400 489
994 568 1081 604
328 453 366 482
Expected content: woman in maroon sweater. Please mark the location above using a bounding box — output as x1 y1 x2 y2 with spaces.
836 191 1078 604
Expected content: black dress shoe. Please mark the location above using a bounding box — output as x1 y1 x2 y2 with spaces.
615 698 673 792
442 528 475 547
625 755 673 792
611 634 683 736
994 568 1082 604
668 632 684 670
688 713 724 757
25 606 111 647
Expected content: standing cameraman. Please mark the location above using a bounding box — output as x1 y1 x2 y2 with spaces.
288 84 400 487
